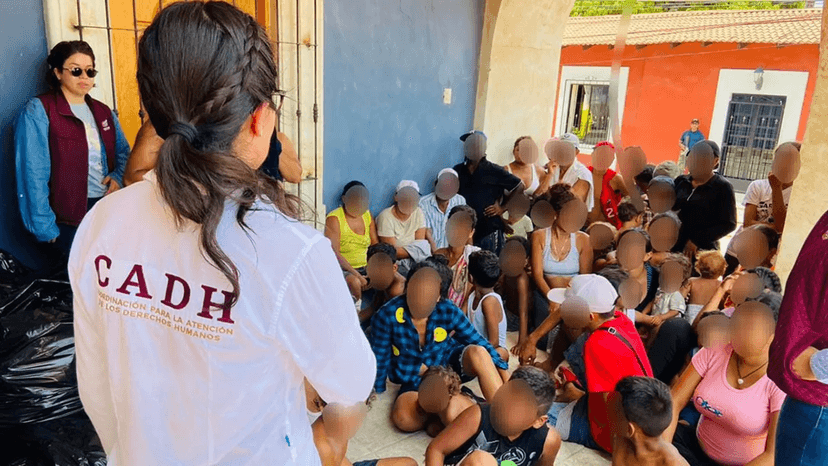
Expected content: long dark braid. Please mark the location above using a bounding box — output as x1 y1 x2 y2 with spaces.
137 1 300 307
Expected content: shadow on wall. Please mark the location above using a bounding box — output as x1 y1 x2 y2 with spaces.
0 0 53 271
323 0 484 216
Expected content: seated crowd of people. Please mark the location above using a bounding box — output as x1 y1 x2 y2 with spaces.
311 130 801 466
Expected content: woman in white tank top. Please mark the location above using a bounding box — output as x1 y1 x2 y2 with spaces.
505 136 545 197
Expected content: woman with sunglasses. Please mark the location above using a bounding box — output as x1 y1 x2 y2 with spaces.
14 40 130 258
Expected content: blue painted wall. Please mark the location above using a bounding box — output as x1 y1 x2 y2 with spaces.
324 0 483 214
0 0 50 269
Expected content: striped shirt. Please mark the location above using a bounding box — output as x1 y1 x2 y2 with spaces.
419 192 466 250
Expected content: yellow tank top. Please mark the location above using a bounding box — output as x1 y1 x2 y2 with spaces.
327 207 372 269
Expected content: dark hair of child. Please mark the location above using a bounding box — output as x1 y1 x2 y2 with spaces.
697 310 727 324
746 290 783 322
504 235 531 257
422 366 462 397
695 251 727 279
448 204 478 229
650 211 682 231
468 250 501 289
546 183 576 213
615 376 673 438
747 267 782 293
407 255 453 299
367 242 397 262
751 224 780 251
617 228 653 254
596 265 629 293
634 165 655 186
509 366 556 416
617 197 640 223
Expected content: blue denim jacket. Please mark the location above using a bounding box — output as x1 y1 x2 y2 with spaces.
14 98 131 242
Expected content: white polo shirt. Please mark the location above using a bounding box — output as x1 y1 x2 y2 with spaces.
69 171 375 466
551 160 595 212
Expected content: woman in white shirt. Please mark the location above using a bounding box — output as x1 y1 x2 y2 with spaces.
68 3 374 465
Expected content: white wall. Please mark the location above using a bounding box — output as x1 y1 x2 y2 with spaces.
708 69 809 148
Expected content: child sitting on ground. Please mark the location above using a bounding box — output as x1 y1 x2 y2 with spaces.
359 243 406 325
435 205 481 308
370 256 508 433
649 253 691 327
426 366 562 466
612 376 689 466
467 250 510 382
310 397 417 466
686 251 727 325
587 221 618 272
417 366 482 437
616 198 643 236
497 236 533 339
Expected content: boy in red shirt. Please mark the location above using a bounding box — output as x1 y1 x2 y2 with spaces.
547 274 653 453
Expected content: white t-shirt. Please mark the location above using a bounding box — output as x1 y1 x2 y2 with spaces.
743 179 793 224
551 161 595 211
376 206 426 248
70 103 107 198
68 171 375 466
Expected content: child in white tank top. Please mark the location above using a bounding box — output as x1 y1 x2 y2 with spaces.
467 250 510 382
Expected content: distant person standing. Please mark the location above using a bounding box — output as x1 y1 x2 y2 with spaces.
678 119 705 174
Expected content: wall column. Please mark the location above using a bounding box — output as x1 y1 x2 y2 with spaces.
776 5 828 283
474 0 575 165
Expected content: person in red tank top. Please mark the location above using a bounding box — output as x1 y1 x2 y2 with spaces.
588 142 628 229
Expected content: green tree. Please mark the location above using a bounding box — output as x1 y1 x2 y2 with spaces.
570 0 807 17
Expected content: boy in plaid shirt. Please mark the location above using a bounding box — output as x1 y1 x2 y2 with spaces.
371 256 508 433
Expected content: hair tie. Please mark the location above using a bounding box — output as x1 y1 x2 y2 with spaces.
168 122 199 144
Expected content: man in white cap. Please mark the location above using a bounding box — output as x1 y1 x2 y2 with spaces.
377 180 427 272
419 168 466 252
545 133 595 211
546 274 653 455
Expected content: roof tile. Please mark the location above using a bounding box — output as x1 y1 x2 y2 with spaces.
563 9 822 46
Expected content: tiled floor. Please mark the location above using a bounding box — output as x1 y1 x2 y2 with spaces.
346 331 611 466
347 196 745 465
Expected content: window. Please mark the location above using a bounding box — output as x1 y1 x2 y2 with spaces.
720 94 786 182
564 82 610 147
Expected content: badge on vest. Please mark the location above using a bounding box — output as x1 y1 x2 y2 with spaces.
102 120 111 132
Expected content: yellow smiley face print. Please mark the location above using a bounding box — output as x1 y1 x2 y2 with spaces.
396 307 405 324
433 327 447 343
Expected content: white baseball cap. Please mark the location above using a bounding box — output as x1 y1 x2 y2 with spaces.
437 168 459 179
547 274 618 315
557 133 581 150
396 180 420 194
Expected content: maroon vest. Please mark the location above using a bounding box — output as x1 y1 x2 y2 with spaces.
38 91 116 226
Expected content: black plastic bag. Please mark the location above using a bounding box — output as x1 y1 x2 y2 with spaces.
0 280 81 425
0 414 106 466
0 277 107 465
0 249 34 304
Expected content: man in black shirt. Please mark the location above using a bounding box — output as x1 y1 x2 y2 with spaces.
672 140 736 257
453 131 523 255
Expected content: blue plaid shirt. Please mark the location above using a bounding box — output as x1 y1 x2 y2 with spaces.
370 295 508 393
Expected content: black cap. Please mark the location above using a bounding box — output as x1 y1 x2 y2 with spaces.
460 130 487 142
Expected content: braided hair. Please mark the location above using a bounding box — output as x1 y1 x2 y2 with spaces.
137 1 300 307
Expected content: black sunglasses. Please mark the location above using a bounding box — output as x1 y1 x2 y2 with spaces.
64 67 98 78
